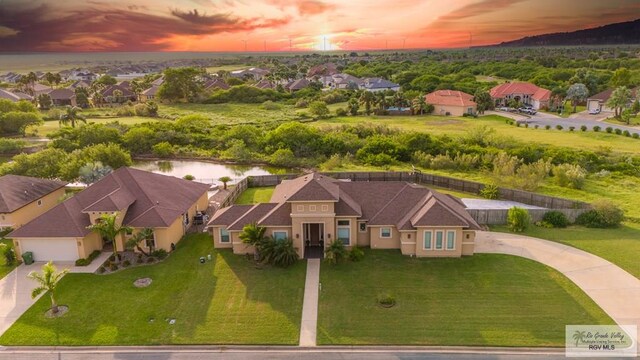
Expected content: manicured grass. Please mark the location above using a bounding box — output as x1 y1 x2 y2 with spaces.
158 103 301 125
0 239 17 279
0 233 306 345
604 116 640 126
318 250 613 346
235 186 275 204
491 224 640 279
315 114 640 154
31 117 165 137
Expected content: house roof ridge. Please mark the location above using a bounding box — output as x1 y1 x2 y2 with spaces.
398 191 433 229
368 183 411 223
227 203 261 229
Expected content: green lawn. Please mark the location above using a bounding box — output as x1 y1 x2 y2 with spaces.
315 114 640 154
0 233 306 345
318 250 613 346
604 116 640 126
491 224 640 279
235 186 275 205
158 103 301 126
0 239 17 279
31 117 165 137
541 103 586 118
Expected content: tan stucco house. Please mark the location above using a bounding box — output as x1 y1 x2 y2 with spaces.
208 173 481 259
425 90 477 116
490 82 551 110
9 168 210 262
0 175 67 231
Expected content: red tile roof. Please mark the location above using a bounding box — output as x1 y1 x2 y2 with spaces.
490 82 551 101
425 90 476 107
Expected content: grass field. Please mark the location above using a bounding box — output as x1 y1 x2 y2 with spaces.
0 239 16 280
604 116 640 127
235 187 275 205
158 103 301 126
31 117 165 137
491 224 640 279
0 234 306 345
318 250 612 346
315 114 640 154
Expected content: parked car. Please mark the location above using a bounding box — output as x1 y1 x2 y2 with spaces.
518 107 537 115
589 108 601 115
498 106 510 112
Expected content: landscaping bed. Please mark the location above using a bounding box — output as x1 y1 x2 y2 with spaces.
317 250 613 346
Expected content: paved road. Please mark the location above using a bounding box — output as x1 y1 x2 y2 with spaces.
0 348 576 360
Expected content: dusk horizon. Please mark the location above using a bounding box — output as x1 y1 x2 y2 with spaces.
1 0 639 52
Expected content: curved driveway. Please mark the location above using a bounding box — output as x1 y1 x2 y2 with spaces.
476 232 640 332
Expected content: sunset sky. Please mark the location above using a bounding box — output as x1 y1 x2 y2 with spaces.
0 0 638 52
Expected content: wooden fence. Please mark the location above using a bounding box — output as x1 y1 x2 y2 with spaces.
213 171 590 225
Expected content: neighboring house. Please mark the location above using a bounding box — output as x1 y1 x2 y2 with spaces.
152 76 165 86
307 63 338 78
425 90 477 116
362 78 401 92
0 89 32 102
204 78 230 91
0 72 22 83
254 79 275 89
587 87 638 113
9 168 210 262
33 83 53 96
318 73 363 90
140 85 159 102
69 80 92 90
46 88 77 107
286 78 311 92
68 71 98 82
230 68 270 81
490 82 551 110
0 175 67 231
208 173 480 259
101 84 137 103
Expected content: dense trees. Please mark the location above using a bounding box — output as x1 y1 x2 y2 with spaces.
158 67 205 102
0 99 42 136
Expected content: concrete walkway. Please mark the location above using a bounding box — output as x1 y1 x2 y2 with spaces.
299 259 320 347
0 252 110 336
476 232 640 331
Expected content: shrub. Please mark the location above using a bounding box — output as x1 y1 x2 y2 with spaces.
593 126 601 132
183 174 195 181
0 243 16 266
580 125 587 131
623 130 630 137
324 240 347 265
569 126 575 131
75 258 89 266
555 125 563 130
294 99 309 108
109 263 118 271
534 124 539 129
260 237 298 267
614 128 622 135
553 164 587 189
260 100 281 110
146 257 156 263
152 142 174 158
545 125 551 130
151 249 168 260
507 206 530 232
97 266 106 274
576 200 624 228
309 101 330 118
348 246 365 262
335 108 347 116
480 183 499 199
633 133 640 139
542 211 569 228
605 127 613 133
377 294 396 307
123 260 131 267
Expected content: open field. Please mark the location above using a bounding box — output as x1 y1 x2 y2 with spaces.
158 103 301 125
31 117 167 137
0 239 16 280
0 234 306 345
491 224 640 279
318 250 612 346
604 116 640 126
314 114 640 154
235 186 275 204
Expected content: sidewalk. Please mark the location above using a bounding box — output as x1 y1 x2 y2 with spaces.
299 259 320 347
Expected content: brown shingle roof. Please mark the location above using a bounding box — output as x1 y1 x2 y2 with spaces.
258 202 292 226
207 205 254 226
272 173 339 202
0 175 67 213
9 168 210 238
228 203 278 231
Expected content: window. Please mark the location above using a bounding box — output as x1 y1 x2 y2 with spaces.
446 231 455 250
219 228 230 243
380 227 391 238
321 205 328 212
358 222 367 232
273 231 287 241
37 200 42 206
337 220 350 245
297 205 304 212
145 234 156 249
435 231 443 250
423 231 432 249
309 205 316 212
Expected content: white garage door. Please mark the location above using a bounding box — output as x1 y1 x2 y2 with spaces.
20 239 78 262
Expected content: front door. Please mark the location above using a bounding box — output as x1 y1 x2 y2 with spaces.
310 224 320 246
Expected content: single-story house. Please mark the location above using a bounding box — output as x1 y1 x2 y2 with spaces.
254 79 275 89
101 84 137 103
33 84 53 96
425 90 477 116
0 89 32 102
204 78 230 92
69 80 92 90
9 168 210 262
286 78 311 92
230 68 270 81
490 82 551 110
362 78 401 92
0 175 67 231
319 73 363 90
208 173 481 259
46 88 77 107
307 63 339 78
140 85 159 102
587 87 638 113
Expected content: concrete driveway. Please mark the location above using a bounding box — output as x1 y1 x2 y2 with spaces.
0 252 109 337
476 232 640 333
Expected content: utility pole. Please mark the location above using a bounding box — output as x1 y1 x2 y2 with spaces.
323 37 327 51
289 37 292 52
241 40 247 52
403 38 407 50
264 40 267 52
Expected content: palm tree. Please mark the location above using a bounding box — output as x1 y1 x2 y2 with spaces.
59 106 86 128
572 330 586 347
324 239 347 265
239 223 267 260
87 212 132 263
607 86 632 118
218 176 232 190
566 83 589 114
359 91 375 115
28 261 69 314
411 96 427 115
375 92 388 114
125 228 154 256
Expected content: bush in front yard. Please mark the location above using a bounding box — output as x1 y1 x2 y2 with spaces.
0 244 16 266
553 164 587 189
507 206 530 232
348 246 365 262
151 249 168 260
260 237 298 268
576 199 624 228
324 240 347 265
542 211 569 228
480 183 499 199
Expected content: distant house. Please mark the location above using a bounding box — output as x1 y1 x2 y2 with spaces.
139 85 159 102
9 168 210 262
286 78 311 92
362 78 400 92
587 87 638 113
68 71 98 82
151 76 165 86
254 79 275 90
0 72 22 84
319 73 363 90
0 89 32 102
33 83 52 96
69 80 92 90
425 90 477 116
46 88 77 107
490 82 551 110
204 78 230 92
0 175 67 231
101 84 137 103
307 63 338 78
208 173 481 259
230 68 270 81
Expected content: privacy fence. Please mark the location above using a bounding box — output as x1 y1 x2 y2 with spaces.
215 171 590 225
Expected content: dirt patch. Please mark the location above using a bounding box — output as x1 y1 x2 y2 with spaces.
45 305 69 318
134 277 152 288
